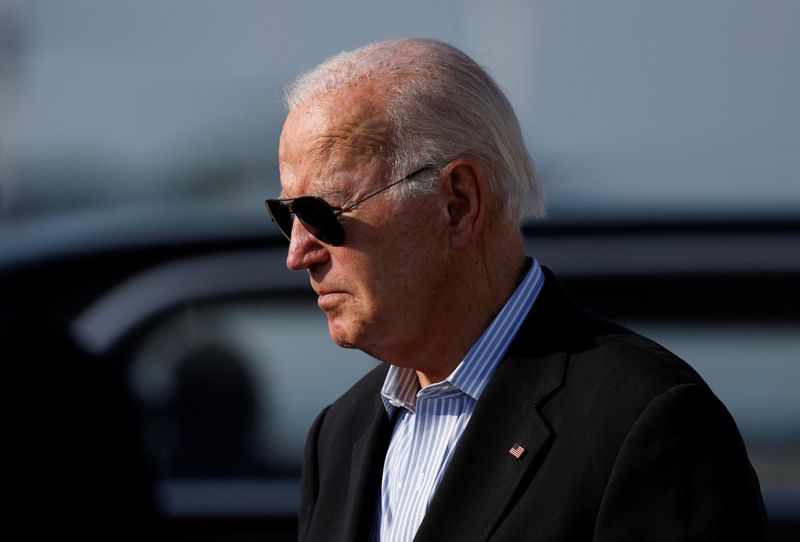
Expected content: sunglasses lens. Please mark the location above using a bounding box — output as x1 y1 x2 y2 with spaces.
266 199 294 240
266 197 345 246
292 197 345 246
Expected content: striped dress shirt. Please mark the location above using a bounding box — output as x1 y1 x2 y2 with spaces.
373 258 545 542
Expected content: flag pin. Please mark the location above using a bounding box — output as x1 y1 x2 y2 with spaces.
508 443 526 460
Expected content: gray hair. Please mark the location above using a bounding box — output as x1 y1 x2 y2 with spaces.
285 38 545 223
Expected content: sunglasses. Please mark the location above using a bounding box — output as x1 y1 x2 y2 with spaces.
265 162 444 246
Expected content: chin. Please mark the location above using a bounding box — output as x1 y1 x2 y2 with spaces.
326 319 360 350
325 309 383 354
333 337 357 349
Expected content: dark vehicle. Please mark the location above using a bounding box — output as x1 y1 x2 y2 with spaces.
2 203 798 539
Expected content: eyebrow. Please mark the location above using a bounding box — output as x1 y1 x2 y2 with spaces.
278 184 353 204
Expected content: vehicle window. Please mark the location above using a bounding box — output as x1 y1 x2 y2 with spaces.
127 300 800 490
127 297 378 478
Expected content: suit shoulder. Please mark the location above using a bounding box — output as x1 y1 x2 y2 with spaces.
318 363 389 434
584 328 706 391
329 362 388 410
544 326 720 445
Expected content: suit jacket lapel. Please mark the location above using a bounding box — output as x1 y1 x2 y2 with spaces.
343 393 394 542
413 268 582 542
413 350 567 542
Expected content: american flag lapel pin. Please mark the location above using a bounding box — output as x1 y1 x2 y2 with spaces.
508 442 526 460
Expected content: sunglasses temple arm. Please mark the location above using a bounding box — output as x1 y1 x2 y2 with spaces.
337 163 443 214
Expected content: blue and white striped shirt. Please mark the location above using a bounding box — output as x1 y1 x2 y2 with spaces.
373 259 545 542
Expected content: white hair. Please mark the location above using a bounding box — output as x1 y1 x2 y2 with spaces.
285 38 545 223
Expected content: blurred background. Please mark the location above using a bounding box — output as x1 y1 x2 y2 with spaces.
3 0 799 223
1 0 798 539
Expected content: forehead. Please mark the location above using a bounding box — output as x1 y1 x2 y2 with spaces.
279 84 392 196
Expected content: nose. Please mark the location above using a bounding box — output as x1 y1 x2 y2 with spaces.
285 218 330 270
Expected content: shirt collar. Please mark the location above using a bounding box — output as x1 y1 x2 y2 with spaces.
380 258 545 414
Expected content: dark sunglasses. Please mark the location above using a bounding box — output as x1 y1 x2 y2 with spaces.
265 162 444 246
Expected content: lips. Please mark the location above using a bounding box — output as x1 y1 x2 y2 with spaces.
316 291 347 311
312 283 348 308
313 285 345 297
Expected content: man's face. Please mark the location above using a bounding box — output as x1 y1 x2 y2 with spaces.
278 85 451 362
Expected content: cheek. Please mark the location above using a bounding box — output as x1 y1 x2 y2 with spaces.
334 256 382 320
345 199 448 312
379 227 448 304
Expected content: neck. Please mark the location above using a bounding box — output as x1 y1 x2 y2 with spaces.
391 229 527 388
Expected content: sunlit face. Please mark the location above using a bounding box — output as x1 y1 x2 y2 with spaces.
278 85 451 362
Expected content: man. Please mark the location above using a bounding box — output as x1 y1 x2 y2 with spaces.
267 38 768 541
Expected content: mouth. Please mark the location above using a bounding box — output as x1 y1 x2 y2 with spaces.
314 288 348 310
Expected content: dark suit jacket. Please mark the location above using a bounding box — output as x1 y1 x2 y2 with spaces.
299 269 769 541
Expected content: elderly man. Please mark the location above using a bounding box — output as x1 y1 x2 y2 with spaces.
267 38 767 542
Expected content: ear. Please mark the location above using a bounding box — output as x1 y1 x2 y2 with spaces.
443 159 487 249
